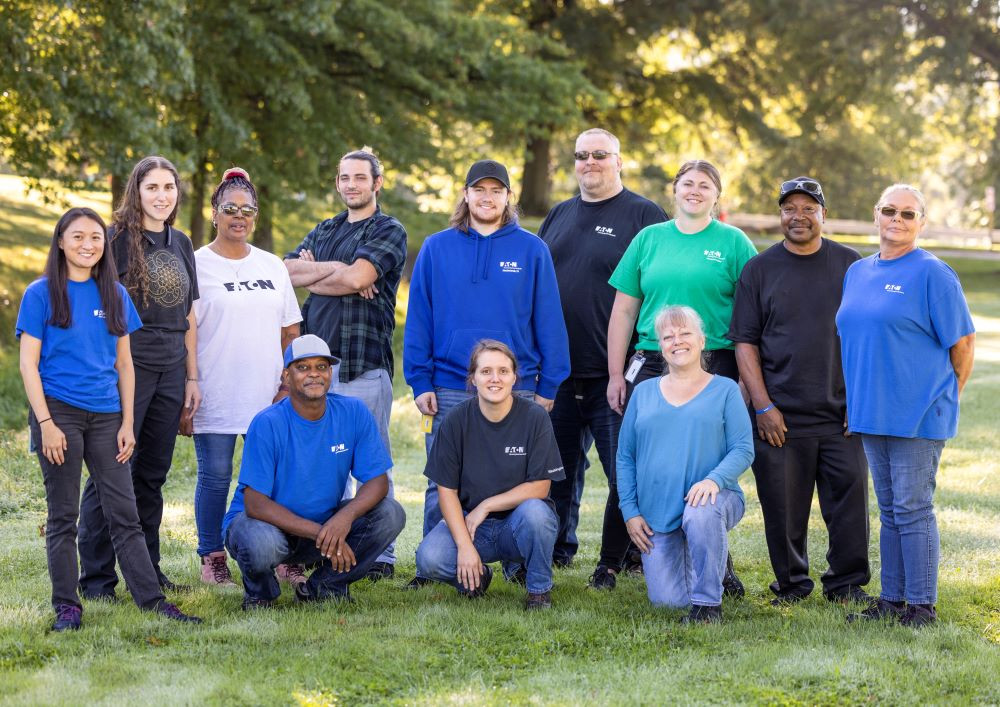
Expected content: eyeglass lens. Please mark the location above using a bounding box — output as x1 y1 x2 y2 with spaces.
574 151 615 161
879 207 918 220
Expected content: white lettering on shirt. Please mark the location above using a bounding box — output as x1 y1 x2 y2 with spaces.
504 445 526 456
92 309 106 319
499 261 522 273
331 443 348 454
547 466 564 475
703 249 723 263
884 283 904 294
595 225 615 237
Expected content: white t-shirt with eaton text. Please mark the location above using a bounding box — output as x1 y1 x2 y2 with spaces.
193 245 302 434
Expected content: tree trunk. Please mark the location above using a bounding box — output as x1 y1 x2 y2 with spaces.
188 154 208 248
520 135 552 216
110 173 126 218
253 182 274 253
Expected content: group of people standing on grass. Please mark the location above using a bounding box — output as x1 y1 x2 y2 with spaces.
16 127 975 632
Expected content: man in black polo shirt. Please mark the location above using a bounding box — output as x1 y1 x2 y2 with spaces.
729 176 870 605
284 149 407 580
539 128 667 589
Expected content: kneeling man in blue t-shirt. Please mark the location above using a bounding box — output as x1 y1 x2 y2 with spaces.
222 334 405 608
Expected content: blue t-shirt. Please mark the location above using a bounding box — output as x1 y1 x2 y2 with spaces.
836 248 974 439
617 375 753 534
15 277 142 413
222 394 392 534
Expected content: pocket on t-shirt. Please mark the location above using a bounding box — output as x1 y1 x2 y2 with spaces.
445 329 514 367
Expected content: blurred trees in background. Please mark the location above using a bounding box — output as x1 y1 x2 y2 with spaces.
1 0 998 241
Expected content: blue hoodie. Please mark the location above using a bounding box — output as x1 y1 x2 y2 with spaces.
404 221 570 399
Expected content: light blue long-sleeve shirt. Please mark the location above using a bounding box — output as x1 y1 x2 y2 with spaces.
617 375 754 534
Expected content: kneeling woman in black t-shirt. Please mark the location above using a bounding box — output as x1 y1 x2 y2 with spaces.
415 340 565 609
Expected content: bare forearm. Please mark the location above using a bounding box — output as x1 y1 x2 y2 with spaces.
245 488 322 539
280 324 300 355
734 343 771 408
477 480 550 515
607 295 640 376
951 333 976 395
185 311 198 379
305 260 378 296
439 487 475 549
115 341 135 427
285 258 344 287
333 475 388 525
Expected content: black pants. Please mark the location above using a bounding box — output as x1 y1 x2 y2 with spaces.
548 377 628 569
78 363 185 595
31 399 165 610
752 432 870 598
628 347 739 394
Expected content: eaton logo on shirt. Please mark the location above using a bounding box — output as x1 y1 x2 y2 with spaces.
223 279 276 292
703 249 723 263
330 443 349 454
499 261 522 273
595 225 616 237
884 283 905 294
92 309 106 319
504 446 526 456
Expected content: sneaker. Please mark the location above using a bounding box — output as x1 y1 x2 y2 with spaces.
900 603 937 628
158 574 191 593
587 565 617 590
276 563 307 587
525 590 552 610
403 576 433 590
365 561 395 583
155 601 202 624
241 596 275 611
825 586 872 605
846 598 905 623
294 581 351 603
462 565 493 599
200 551 236 586
506 565 527 587
52 604 82 632
552 556 573 569
622 549 644 576
722 553 744 599
682 604 722 624
769 592 809 607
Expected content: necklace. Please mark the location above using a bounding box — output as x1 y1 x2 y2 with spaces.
210 242 252 280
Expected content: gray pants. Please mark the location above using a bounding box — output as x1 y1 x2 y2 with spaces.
31 398 165 610
332 367 397 565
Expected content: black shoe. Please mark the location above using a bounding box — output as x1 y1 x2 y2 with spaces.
463 565 493 599
847 598 905 624
587 565 617 590
507 565 527 587
294 581 351 603
155 601 202 623
403 576 433 590
721 553 744 599
770 592 809 607
158 575 191 593
825 586 873 605
682 604 722 624
900 603 937 628
365 561 395 583
525 590 552 610
622 548 644 576
52 604 82 632
241 596 275 611
552 556 573 569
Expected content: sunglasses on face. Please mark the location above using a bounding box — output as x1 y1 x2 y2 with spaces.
779 179 823 198
574 150 617 161
879 206 921 221
219 203 258 217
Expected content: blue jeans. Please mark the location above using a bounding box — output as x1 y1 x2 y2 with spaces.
416 498 558 594
224 497 405 602
861 435 944 605
193 433 244 556
640 489 745 607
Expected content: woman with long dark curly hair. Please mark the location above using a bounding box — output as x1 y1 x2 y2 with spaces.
78 156 200 598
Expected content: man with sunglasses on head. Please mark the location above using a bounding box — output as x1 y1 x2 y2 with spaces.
538 128 667 588
284 149 407 582
728 176 871 606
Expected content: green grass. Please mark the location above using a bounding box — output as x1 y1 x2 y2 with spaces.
0 178 998 704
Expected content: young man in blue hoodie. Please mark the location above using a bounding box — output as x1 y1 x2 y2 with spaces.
403 159 570 588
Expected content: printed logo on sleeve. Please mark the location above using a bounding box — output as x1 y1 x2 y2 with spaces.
884 283 905 295
504 445 526 456
595 225 616 237
331 443 349 454
499 261 522 274
92 309 106 319
547 465 565 475
703 249 723 263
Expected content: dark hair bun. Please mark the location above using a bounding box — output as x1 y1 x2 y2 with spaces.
223 167 250 181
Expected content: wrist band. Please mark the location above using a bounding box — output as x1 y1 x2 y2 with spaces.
755 404 775 415
186 377 198 382
37 417 52 425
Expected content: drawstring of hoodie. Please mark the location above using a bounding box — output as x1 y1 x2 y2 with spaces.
469 229 494 283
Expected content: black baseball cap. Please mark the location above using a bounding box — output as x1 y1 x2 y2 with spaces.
778 176 825 207
465 160 510 189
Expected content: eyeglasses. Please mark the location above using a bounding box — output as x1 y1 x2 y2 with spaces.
574 150 617 161
219 203 258 217
779 179 823 198
878 206 921 221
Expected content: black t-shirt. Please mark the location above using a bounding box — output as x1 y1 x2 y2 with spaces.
111 225 199 371
728 238 861 437
539 189 667 378
424 396 566 519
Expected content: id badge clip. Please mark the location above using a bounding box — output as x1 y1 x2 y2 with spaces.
624 352 646 383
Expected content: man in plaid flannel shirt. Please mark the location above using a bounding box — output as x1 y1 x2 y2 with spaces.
284 149 407 580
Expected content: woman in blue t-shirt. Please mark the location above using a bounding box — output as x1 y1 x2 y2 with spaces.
616 306 753 623
78 156 200 598
836 184 976 628
16 207 200 631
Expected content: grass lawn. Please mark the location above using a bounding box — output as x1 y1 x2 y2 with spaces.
0 178 998 704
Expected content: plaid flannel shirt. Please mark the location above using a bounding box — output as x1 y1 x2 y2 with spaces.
286 207 407 383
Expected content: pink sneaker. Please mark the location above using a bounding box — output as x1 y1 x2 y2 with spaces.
200 551 236 586
276 563 307 587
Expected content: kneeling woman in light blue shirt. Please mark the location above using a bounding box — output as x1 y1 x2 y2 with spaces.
617 305 753 623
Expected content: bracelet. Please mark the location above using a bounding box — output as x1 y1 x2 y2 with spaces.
186 377 198 382
755 404 775 415
36 417 52 425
